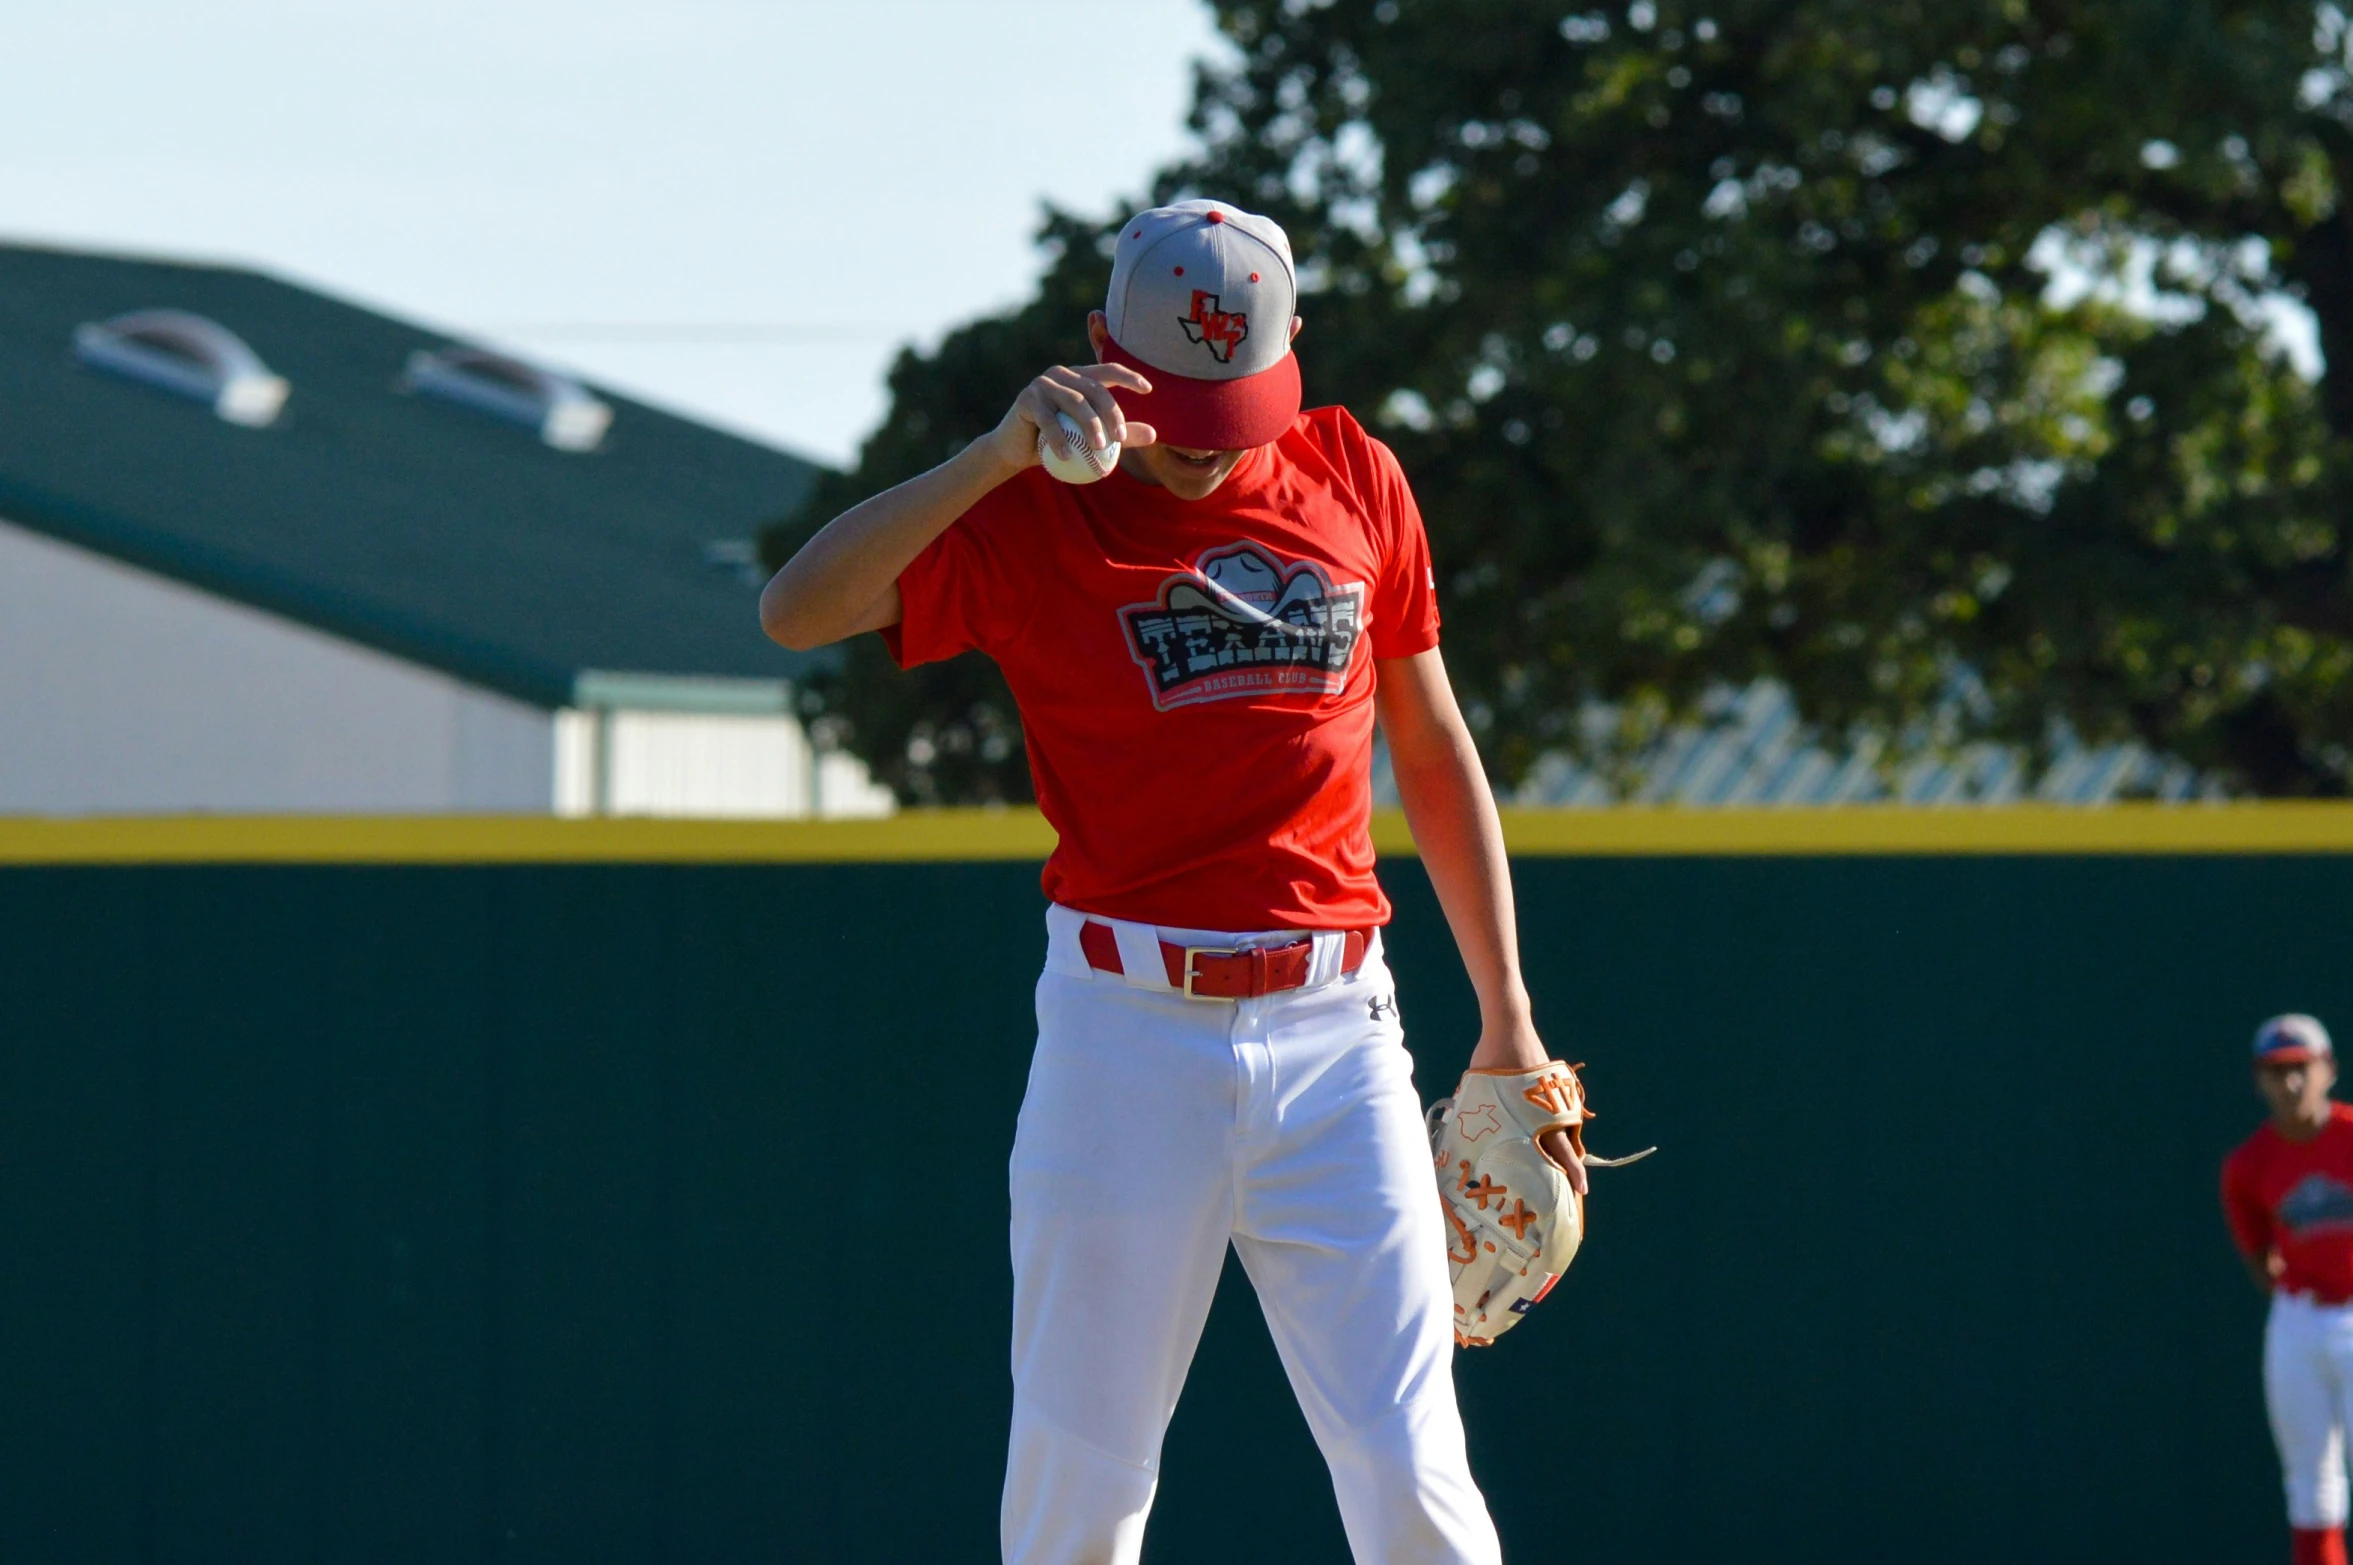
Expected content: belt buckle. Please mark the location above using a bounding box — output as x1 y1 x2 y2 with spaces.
1180 945 1236 1001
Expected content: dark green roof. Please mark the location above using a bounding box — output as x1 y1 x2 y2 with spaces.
0 242 825 707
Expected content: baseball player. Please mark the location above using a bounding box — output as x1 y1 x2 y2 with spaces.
2224 1014 2353 1565
762 200 1588 1565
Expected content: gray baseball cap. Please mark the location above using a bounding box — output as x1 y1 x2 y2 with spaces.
2255 1013 2334 1064
1099 199 1302 450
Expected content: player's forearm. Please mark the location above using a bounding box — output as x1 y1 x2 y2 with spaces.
760 438 1019 650
1388 723 1535 1055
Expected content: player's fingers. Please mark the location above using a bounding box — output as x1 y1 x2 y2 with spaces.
1538 1128 1589 1195
1042 366 1133 450
1078 362 1153 396
1029 374 1110 453
1121 420 1159 449
1065 373 1131 447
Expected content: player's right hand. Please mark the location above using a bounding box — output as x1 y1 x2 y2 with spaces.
986 363 1158 471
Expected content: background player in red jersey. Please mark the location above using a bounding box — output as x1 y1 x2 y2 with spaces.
759 200 1589 1565
2225 1014 2353 1565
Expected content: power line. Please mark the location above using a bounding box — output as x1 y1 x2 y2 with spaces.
477 323 911 345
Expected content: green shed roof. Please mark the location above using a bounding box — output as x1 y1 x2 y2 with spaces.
0 242 825 708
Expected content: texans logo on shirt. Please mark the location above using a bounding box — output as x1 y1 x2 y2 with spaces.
1121 543 1364 711
2279 1173 2353 1237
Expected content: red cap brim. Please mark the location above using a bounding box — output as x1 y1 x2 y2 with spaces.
1102 335 1301 452
2258 1047 2327 1065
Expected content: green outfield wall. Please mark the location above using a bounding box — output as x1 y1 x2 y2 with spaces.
3 810 2349 1563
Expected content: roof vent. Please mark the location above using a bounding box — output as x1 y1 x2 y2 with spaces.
73 310 289 427
401 346 611 451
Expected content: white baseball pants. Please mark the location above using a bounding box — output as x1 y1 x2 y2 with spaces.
1001 905 1502 1565
2269 1292 2353 1527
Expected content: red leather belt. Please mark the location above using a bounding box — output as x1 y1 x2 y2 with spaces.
1080 919 1369 1000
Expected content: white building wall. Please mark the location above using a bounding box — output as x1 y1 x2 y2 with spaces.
0 517 552 814
550 710 896 818
552 708 808 817
814 750 895 817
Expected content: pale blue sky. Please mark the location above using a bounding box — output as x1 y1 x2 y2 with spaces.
0 0 1225 464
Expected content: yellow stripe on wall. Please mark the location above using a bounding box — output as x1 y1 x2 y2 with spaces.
1468 804 2353 856
0 812 1059 865
2 804 2353 864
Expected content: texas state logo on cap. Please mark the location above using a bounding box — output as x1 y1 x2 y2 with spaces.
1100 198 1301 452
2255 1013 2335 1064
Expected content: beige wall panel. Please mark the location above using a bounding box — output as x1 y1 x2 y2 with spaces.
0 518 552 814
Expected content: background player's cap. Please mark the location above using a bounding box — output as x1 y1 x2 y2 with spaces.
1100 198 1301 451
2254 1013 2334 1065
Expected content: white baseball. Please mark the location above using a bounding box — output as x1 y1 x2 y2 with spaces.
1036 410 1119 484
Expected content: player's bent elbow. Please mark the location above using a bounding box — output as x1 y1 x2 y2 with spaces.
758 590 826 653
757 565 837 651
762 608 832 653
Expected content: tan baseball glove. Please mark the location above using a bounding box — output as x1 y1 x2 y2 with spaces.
1428 1061 1654 1347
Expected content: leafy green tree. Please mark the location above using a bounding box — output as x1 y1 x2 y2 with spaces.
771 0 2353 801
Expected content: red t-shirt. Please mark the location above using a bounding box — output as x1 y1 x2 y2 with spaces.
883 405 1440 931
2222 1104 2353 1301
